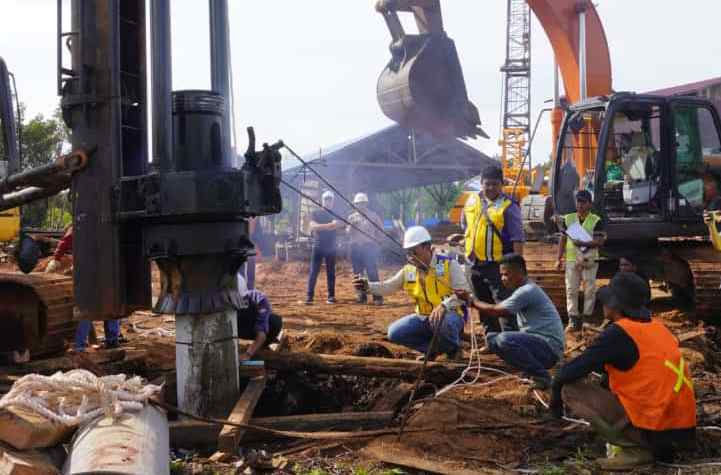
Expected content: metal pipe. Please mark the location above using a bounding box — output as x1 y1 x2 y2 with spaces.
150 0 173 172
577 3 587 101
0 161 68 194
553 59 560 107
209 0 232 168
0 186 66 211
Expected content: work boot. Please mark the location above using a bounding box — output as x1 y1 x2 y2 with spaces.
566 315 583 333
326 297 337 304
596 446 653 471
303 298 313 306
355 292 368 304
373 296 384 306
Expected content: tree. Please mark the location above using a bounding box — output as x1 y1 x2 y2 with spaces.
422 182 463 220
18 108 69 228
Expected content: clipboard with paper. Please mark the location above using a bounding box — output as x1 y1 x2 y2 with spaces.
565 222 593 244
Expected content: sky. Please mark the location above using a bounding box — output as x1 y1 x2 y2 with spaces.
2 0 721 171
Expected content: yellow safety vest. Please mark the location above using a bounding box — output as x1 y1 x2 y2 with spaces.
464 195 512 262
708 219 721 252
401 258 453 316
564 212 601 262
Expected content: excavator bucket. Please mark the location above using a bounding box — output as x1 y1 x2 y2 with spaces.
375 1 488 140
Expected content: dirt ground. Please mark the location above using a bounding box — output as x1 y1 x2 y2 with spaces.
102 257 720 474
4 255 721 474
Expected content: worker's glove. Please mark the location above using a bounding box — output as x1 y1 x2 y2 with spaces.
352 275 369 292
45 259 60 274
446 233 464 246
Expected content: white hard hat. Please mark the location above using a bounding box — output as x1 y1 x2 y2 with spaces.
403 226 432 249
353 192 369 204
321 190 335 200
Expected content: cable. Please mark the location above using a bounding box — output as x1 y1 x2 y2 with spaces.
280 178 405 260
283 143 404 248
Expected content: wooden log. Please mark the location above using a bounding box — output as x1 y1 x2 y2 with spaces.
217 376 266 452
0 349 126 376
0 408 73 450
169 411 395 448
63 405 169 475
256 350 469 385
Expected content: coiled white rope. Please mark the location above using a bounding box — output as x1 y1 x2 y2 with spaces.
0 369 162 426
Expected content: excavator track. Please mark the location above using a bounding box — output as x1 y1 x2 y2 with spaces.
671 244 721 321
0 272 76 358
524 242 568 318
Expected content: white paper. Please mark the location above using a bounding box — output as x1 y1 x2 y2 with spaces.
566 222 592 243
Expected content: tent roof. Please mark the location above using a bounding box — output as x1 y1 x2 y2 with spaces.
284 125 496 194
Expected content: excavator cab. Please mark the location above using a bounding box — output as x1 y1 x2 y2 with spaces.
375 0 487 140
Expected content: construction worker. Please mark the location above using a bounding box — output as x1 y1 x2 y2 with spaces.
353 226 470 359
449 165 524 333
46 225 121 351
556 190 605 332
703 170 721 252
347 192 384 305
236 274 283 360
550 272 696 470
305 191 343 305
456 253 565 389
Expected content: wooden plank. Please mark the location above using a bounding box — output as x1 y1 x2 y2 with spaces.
217 375 266 452
362 439 498 475
256 350 471 385
170 411 395 448
0 446 60 475
0 408 73 450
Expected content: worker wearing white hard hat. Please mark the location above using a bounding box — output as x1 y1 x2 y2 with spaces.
353 226 471 359
347 192 384 305
305 191 343 304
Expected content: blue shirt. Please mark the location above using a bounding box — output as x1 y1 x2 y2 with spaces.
500 281 565 357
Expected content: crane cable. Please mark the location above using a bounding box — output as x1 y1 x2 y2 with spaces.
283 143 404 249
280 178 405 260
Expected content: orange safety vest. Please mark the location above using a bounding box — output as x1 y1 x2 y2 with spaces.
605 318 696 431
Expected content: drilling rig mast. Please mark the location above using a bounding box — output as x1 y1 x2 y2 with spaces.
499 0 531 197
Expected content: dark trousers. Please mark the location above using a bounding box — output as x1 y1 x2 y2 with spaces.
307 246 336 300
351 243 381 301
237 312 283 346
470 261 519 333
486 331 558 380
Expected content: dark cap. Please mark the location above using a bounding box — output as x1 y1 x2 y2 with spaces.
597 272 651 319
575 189 592 202
481 165 504 181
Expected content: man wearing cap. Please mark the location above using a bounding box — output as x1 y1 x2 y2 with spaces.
353 226 470 359
556 189 606 332
449 165 524 333
236 274 283 360
347 192 384 305
549 272 696 470
305 191 344 305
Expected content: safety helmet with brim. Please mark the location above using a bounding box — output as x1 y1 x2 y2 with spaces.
403 226 432 250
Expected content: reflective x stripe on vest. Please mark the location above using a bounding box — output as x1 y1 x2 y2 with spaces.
464 195 512 262
605 318 696 431
402 257 453 316
564 212 600 262
664 356 694 393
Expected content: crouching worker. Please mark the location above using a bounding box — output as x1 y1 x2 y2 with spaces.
549 272 696 470
456 254 565 389
353 226 469 360
236 274 283 361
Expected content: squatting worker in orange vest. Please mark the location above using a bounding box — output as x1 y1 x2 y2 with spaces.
448 165 524 334
549 272 696 471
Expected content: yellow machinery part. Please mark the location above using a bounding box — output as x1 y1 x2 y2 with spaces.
0 207 20 242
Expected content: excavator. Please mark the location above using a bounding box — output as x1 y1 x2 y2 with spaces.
375 0 721 318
